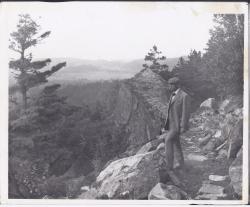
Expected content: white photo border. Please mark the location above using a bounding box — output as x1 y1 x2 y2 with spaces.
0 1 248 205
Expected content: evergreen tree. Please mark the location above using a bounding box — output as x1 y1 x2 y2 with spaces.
172 14 244 100
172 50 202 83
202 14 244 97
9 14 66 109
142 45 171 80
172 50 216 101
9 84 80 198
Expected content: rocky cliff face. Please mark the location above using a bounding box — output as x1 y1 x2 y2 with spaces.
49 68 243 200
112 69 170 155
77 93 243 200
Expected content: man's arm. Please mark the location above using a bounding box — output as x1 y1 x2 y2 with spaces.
180 94 192 133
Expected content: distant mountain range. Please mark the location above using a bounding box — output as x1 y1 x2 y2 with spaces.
9 56 187 85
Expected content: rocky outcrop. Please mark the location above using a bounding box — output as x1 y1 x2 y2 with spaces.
194 98 243 160
208 175 228 182
73 64 243 200
112 69 169 154
77 69 172 199
200 98 217 111
136 137 163 155
90 142 165 199
198 134 212 147
187 154 208 162
219 96 243 114
148 183 188 200
195 183 227 200
187 100 243 200
78 188 98 199
76 91 243 200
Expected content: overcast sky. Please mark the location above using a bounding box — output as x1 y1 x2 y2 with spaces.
1 2 246 61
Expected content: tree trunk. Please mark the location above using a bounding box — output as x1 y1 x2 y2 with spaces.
21 86 27 110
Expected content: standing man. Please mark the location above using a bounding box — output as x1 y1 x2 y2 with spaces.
162 77 192 186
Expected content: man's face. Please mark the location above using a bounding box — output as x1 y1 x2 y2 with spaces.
169 83 178 92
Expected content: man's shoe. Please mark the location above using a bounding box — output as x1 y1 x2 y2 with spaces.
158 167 170 184
167 170 183 188
174 164 182 171
174 163 190 173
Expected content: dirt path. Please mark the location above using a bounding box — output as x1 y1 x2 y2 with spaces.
174 124 234 200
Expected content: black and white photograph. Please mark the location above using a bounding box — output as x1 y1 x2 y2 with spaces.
0 1 248 205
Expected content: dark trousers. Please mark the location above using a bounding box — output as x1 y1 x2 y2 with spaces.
163 129 184 170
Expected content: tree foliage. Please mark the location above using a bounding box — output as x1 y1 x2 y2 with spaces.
202 14 244 97
172 14 244 100
142 45 172 80
9 81 127 198
172 50 216 101
9 14 66 109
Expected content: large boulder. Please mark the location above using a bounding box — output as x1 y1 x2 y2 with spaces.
187 154 208 162
219 97 242 114
227 119 243 159
202 118 221 132
136 138 163 155
219 99 230 112
202 116 239 153
233 108 243 117
195 183 227 200
111 69 170 155
200 98 217 111
208 175 229 182
78 187 98 199
202 138 221 152
198 134 212 147
229 147 242 198
148 183 188 200
94 143 165 199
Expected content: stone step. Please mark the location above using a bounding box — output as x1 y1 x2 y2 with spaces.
198 183 225 195
195 193 227 200
208 175 228 182
187 154 208 162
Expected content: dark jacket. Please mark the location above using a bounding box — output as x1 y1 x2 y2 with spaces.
164 89 192 133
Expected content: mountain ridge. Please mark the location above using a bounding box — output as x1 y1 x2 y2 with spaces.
9 56 186 85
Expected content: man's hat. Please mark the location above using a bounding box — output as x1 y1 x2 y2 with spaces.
168 77 180 85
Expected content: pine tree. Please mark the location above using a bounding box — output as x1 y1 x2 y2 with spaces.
202 14 244 97
172 50 202 87
9 14 66 109
172 50 215 100
142 45 169 74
